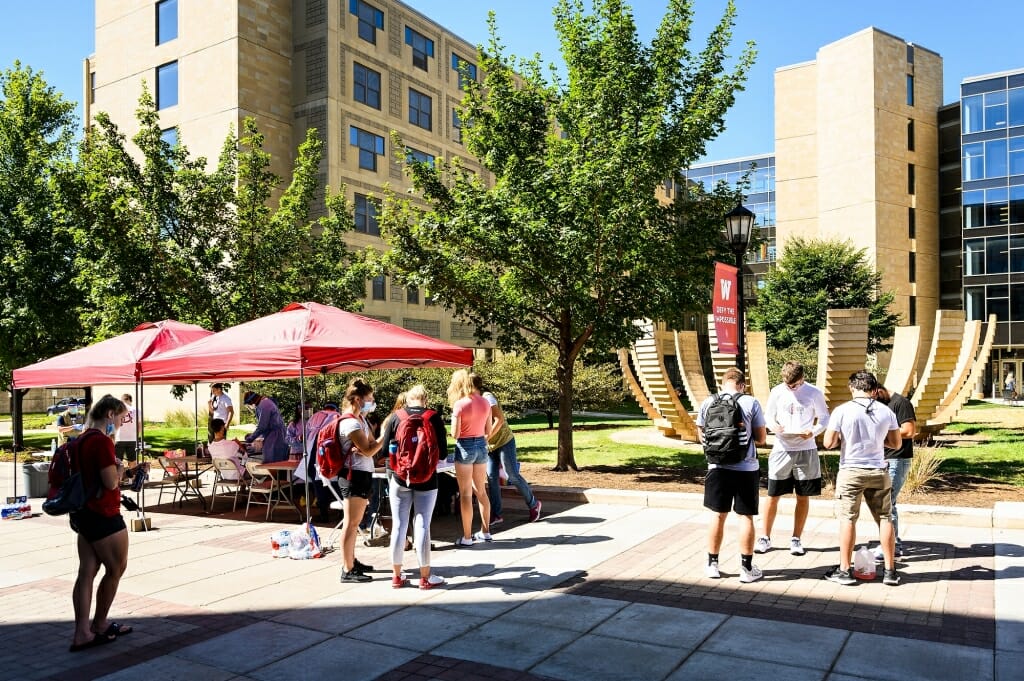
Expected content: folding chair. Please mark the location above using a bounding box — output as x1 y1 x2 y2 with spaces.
244 460 275 519
210 458 247 513
155 455 199 507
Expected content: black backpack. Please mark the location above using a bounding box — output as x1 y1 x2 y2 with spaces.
702 393 748 465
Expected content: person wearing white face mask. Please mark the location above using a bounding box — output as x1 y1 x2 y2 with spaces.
241 391 288 463
334 378 383 583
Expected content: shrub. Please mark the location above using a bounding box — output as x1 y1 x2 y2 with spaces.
902 445 944 495
766 343 818 387
163 408 198 428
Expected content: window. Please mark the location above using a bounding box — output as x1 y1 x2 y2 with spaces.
964 190 984 228
1012 284 1024 322
452 108 462 143
908 207 916 238
451 52 477 90
906 44 914 64
965 239 985 275
156 0 177 45
1011 87 1024 127
909 296 916 325
353 62 381 109
906 74 914 106
354 193 380 235
89 71 95 104
156 61 178 109
987 236 1010 274
985 90 1007 130
907 163 915 195
349 126 385 171
408 88 432 130
160 127 177 148
988 284 1009 320
350 0 383 44
407 286 420 304
908 252 916 283
907 119 915 151
1010 136 1024 176
405 27 434 71
371 275 386 300
1011 234 1024 272
405 147 434 167
1011 185 1024 225
965 286 985 320
963 94 984 133
986 138 1008 178
963 143 984 182
986 187 1008 226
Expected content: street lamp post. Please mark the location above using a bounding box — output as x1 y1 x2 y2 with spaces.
724 203 755 374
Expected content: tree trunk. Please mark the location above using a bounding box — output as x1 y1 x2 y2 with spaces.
545 410 554 429
553 346 579 471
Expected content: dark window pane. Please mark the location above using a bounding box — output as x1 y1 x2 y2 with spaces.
964 190 985 228
353 63 381 109
987 187 1009 226
987 236 1009 274
908 207 916 238
408 88 432 130
407 286 419 304
157 0 177 45
350 126 384 171
1011 284 1024 321
372 275 386 300
405 27 434 71
908 163 915 195
351 0 383 44
909 252 916 282
906 74 914 106
1011 185 1024 225
907 119 915 151
160 127 177 148
965 238 985 275
965 287 985 320
156 61 178 109
1010 87 1024 127
451 52 477 90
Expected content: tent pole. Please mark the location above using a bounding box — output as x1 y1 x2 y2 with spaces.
299 365 311 526
193 381 200 455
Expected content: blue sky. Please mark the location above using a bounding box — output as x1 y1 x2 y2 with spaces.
3 1 1024 163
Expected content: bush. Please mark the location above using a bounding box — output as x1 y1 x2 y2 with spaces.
902 445 944 495
766 342 818 387
163 408 198 428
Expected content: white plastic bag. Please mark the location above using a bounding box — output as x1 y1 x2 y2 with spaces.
852 545 877 581
270 530 291 558
287 523 322 560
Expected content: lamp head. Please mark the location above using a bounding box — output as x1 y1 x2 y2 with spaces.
724 203 756 252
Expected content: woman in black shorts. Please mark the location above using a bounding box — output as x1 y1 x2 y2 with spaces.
334 379 383 583
68 395 133 652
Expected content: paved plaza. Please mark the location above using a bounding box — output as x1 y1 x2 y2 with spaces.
0 464 1022 681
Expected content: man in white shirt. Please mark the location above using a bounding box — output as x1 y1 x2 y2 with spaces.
823 370 902 586
208 383 234 442
758 362 830 556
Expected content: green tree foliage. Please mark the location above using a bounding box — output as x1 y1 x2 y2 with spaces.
75 92 367 338
766 342 818 389
476 347 624 428
380 0 754 470
749 237 901 354
0 63 81 385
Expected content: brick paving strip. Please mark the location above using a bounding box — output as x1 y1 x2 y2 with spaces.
374 653 560 681
556 518 995 648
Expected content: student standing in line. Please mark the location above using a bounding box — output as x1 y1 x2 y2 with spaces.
447 369 492 547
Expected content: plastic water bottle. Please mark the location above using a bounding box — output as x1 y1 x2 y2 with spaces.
388 440 398 456
49 439 56 455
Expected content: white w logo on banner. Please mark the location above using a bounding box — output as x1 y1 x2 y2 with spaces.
719 278 733 300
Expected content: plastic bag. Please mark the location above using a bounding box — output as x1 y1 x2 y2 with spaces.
287 523 322 560
270 530 291 558
852 545 877 580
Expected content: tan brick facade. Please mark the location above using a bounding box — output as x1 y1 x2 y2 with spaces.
775 28 942 374
86 0 492 354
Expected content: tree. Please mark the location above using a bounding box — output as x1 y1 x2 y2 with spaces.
379 0 754 470
748 237 901 353
476 347 624 428
0 63 81 386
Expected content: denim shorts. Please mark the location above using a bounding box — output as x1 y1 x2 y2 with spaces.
454 436 488 465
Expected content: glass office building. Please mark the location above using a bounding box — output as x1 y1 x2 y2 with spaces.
959 69 1024 392
681 154 776 299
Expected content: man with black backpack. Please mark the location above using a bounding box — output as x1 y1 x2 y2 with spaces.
696 367 767 583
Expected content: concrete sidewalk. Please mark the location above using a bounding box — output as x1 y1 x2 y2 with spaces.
0 471 1021 680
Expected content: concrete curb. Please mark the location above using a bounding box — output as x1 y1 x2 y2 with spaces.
521 486 1024 529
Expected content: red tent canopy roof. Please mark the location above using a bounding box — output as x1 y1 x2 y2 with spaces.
138 302 474 382
11 320 213 389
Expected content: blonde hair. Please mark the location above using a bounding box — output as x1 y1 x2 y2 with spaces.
446 369 474 406
85 394 128 431
391 391 408 412
406 384 427 404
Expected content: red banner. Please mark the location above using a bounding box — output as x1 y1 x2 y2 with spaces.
713 261 739 355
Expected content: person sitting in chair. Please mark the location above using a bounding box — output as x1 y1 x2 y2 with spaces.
208 418 248 481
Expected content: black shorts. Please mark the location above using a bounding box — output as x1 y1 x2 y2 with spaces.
114 441 137 462
70 508 126 543
704 468 760 516
767 477 822 497
334 469 373 499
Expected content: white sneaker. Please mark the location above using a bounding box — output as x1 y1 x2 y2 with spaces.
705 561 721 579
790 537 806 555
739 564 763 583
755 536 771 554
473 531 493 542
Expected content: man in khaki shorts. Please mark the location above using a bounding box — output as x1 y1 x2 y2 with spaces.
822 370 902 586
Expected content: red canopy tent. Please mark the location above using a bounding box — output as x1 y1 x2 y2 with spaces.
11 320 213 389
138 302 474 382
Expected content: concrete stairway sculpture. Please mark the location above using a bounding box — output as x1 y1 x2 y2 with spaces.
626 321 698 440
705 313 736 389
673 330 712 408
746 330 771 407
816 308 870 412
882 325 922 397
910 310 968 427
616 349 663 425
928 314 997 427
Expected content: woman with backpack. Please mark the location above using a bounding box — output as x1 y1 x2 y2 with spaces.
67 394 133 652
472 375 542 526
379 384 447 589
334 379 383 583
447 369 493 546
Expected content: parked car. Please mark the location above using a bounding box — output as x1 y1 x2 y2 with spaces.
46 397 87 415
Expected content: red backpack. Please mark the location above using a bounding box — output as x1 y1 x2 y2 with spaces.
315 413 357 480
390 408 441 485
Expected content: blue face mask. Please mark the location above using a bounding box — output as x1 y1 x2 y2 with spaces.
105 422 116 436
360 401 376 414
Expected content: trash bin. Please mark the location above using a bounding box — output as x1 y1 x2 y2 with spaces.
21 462 50 498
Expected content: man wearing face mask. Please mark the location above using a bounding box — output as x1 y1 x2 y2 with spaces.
56 405 84 446
242 391 288 463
